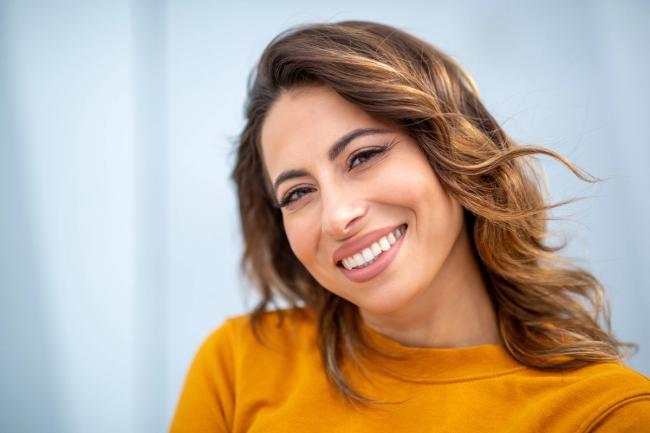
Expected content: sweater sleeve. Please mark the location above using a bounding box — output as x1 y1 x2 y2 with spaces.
588 397 650 432
169 319 236 433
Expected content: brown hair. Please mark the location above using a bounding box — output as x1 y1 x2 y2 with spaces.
231 20 637 405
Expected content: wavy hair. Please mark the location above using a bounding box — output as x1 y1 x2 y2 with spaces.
231 20 637 405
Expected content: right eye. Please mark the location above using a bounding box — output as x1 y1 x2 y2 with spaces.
278 186 315 208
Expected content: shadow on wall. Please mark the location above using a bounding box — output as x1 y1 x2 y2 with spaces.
0 6 65 432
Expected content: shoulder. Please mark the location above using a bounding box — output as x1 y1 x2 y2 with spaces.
569 362 650 432
521 361 650 432
188 306 320 398
565 361 650 396
587 394 650 432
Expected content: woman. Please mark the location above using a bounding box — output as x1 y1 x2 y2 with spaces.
170 21 650 432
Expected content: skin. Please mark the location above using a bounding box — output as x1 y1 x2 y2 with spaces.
260 84 502 348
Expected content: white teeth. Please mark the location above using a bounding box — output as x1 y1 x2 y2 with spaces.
340 225 407 270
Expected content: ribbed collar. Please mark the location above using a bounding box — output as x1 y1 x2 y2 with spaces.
357 320 526 383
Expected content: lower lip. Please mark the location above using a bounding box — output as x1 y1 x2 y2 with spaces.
338 226 407 283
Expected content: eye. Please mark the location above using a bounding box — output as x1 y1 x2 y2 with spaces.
278 186 315 208
348 146 388 169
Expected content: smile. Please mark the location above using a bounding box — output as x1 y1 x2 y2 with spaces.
336 224 408 283
339 224 406 270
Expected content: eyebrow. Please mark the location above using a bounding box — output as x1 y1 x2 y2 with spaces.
272 127 392 196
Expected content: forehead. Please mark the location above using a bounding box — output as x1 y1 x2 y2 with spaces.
260 85 382 177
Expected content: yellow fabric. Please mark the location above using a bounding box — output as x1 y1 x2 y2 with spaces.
170 308 650 433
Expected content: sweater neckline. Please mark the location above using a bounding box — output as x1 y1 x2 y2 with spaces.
357 319 526 382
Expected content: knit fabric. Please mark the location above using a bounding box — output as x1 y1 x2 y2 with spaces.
170 307 650 432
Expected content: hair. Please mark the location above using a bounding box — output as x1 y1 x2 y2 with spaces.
231 20 637 405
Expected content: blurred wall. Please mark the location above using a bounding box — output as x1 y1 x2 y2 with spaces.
1 1 648 432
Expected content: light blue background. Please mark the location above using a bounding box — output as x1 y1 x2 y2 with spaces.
1 1 648 432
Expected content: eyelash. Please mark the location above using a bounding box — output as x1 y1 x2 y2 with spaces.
277 145 389 208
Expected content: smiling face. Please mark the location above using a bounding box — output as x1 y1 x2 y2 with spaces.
260 85 469 317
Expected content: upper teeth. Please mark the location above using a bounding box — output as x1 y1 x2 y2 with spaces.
341 225 406 270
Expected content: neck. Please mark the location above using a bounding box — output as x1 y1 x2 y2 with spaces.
360 221 502 349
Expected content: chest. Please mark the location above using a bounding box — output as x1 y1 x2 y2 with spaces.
232 374 593 433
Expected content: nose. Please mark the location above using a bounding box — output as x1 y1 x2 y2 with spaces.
321 185 367 239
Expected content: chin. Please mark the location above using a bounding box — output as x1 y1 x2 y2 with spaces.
356 290 418 317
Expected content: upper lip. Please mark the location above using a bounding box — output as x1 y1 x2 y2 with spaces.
332 223 405 265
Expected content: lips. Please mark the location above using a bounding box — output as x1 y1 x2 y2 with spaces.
332 223 406 266
337 225 407 283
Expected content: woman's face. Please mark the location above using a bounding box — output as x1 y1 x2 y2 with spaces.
260 85 467 316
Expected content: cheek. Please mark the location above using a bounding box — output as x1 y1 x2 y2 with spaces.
374 155 444 210
283 214 319 266
380 154 462 239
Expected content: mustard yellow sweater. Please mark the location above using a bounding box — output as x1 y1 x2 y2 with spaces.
170 308 650 432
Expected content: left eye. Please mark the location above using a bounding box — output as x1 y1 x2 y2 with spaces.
349 147 386 169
